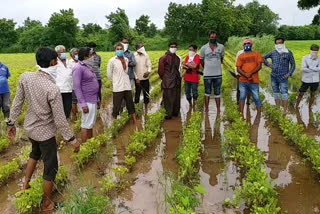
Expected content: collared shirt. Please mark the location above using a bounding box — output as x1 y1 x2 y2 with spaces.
107 56 131 92
85 54 101 80
124 50 136 79
200 42 225 79
67 58 78 70
134 52 152 81
56 58 73 93
0 62 10 94
9 70 74 141
301 54 320 83
72 61 99 108
263 49 296 81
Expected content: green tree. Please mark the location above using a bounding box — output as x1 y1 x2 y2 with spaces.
298 0 319 9
135 15 150 35
147 23 157 37
47 9 79 48
82 23 102 36
106 8 130 44
312 8 320 25
0 18 18 49
245 1 279 36
19 26 50 52
23 17 42 29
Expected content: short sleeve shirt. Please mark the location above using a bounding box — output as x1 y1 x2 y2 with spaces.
0 63 10 94
200 43 225 79
236 51 263 83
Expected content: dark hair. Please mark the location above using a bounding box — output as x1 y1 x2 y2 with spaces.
114 42 124 50
136 41 144 49
311 44 320 50
189 44 198 50
87 42 97 48
168 41 178 47
275 37 285 44
208 30 217 37
36 48 57 68
121 37 128 42
78 47 91 61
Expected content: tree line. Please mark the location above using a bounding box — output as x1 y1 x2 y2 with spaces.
0 0 319 53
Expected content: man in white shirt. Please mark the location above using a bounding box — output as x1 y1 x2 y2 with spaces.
107 43 136 123
134 42 152 108
55 45 73 119
296 44 320 109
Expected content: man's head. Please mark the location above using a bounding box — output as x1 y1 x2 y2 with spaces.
70 48 79 61
78 47 92 61
310 44 319 51
36 48 58 68
208 30 217 44
243 38 253 52
136 42 145 55
87 42 97 53
55 45 66 60
168 41 178 54
310 44 319 58
114 42 124 57
275 37 285 44
189 44 198 53
121 37 129 52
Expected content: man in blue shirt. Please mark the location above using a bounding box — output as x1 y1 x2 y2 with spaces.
0 62 11 118
263 37 296 113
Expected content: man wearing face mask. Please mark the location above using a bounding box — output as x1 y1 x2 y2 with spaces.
200 30 225 113
68 48 79 119
183 44 200 106
121 37 137 90
6 48 79 213
55 45 73 119
263 37 295 113
158 41 182 120
236 38 264 119
296 44 320 109
134 42 152 107
86 42 102 103
107 43 137 122
73 47 100 143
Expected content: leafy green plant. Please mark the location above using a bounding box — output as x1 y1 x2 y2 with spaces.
99 175 116 195
0 137 10 152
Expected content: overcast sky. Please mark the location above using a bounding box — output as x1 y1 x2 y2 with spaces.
1 0 318 28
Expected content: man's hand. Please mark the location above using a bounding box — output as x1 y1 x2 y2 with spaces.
82 106 89 114
97 102 101 109
70 139 80 153
136 79 140 84
7 127 16 140
143 72 150 78
268 64 272 69
284 75 289 80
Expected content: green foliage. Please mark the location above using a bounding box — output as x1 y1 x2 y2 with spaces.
0 18 18 49
278 25 320 40
298 0 320 10
99 175 116 195
82 23 102 37
135 15 157 37
106 8 131 44
0 137 10 152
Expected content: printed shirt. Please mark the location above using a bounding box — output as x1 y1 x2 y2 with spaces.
301 54 320 83
263 50 296 81
124 50 137 79
200 43 225 79
56 58 73 93
107 56 132 92
72 61 100 108
9 70 74 141
0 62 10 94
184 54 200 83
236 51 264 83
134 52 152 81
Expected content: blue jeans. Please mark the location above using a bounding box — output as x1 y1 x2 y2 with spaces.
204 78 222 98
185 81 198 101
271 76 288 100
239 82 261 107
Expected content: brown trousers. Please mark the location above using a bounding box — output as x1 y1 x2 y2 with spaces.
163 86 181 118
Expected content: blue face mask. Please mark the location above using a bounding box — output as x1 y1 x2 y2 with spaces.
244 44 252 51
116 50 124 57
74 55 78 60
60 52 67 60
210 39 217 44
90 48 94 54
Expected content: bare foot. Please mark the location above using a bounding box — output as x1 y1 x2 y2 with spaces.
23 181 30 190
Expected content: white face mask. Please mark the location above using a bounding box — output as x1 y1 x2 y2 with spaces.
122 43 129 51
275 44 286 53
310 50 318 58
137 47 146 55
169 48 177 54
189 51 196 58
38 65 58 80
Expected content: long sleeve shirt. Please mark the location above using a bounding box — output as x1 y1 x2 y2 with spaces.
9 70 74 141
263 50 296 81
107 56 132 92
301 54 320 83
124 50 136 79
72 61 99 108
134 52 152 80
56 58 73 93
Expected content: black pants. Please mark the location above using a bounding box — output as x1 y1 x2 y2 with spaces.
61 93 72 119
29 137 58 181
98 80 102 102
163 86 181 118
135 79 150 104
113 91 135 118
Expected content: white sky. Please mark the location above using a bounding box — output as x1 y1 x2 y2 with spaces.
0 0 318 28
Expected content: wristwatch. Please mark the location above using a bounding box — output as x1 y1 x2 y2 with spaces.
5 119 14 127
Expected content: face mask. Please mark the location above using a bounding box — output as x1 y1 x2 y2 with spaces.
60 52 67 60
310 50 318 58
38 65 58 80
122 43 129 51
244 44 252 51
189 51 196 58
74 55 78 61
210 39 217 44
169 48 177 54
116 50 124 57
137 47 146 55
275 44 286 53
90 48 94 54
83 57 94 66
